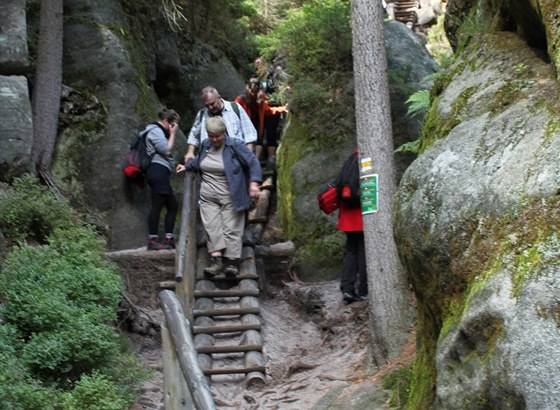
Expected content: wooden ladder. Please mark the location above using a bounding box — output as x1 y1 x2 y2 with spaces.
193 247 266 387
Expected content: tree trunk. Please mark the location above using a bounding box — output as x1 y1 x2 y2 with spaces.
31 0 63 178
350 0 415 365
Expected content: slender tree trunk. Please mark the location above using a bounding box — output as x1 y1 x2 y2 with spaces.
350 0 415 365
31 0 63 179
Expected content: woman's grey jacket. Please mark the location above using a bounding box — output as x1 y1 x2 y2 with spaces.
185 137 262 212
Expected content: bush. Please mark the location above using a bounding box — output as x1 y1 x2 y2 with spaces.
264 0 352 83
260 0 355 145
0 174 77 243
0 323 59 410
62 372 128 410
0 174 146 406
0 226 123 379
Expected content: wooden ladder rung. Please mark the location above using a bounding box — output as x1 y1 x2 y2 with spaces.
248 216 268 224
197 272 259 281
194 289 259 298
202 365 266 375
196 344 262 354
193 323 261 335
193 306 260 317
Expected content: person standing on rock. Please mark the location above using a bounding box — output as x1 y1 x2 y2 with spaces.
183 86 257 163
336 148 368 303
145 108 181 251
177 116 262 276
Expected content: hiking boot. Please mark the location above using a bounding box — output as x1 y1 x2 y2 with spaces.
223 265 239 277
147 238 169 251
342 292 357 303
164 237 175 249
204 256 223 277
223 258 240 278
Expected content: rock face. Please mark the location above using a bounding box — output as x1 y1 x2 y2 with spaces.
394 7 560 408
0 0 244 250
0 76 34 179
0 0 32 181
0 0 28 75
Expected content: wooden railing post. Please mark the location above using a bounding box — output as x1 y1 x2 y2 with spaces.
160 290 215 410
176 171 197 322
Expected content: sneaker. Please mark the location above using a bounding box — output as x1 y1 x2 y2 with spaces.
164 237 175 249
147 238 169 251
357 295 369 302
342 292 357 303
204 256 223 277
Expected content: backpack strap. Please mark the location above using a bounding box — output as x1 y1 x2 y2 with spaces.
230 101 241 119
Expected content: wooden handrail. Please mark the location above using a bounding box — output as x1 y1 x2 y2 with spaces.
159 289 215 410
175 171 195 283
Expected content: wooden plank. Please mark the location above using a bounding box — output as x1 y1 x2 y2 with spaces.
194 289 259 298
159 290 215 409
192 306 260 317
196 272 259 281
192 323 261 335
202 365 266 376
196 344 263 354
161 324 194 410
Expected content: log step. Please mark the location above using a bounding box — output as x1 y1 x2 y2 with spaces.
192 323 261 335
194 289 259 298
193 306 260 317
196 344 262 354
196 272 259 281
202 365 266 376
248 216 268 224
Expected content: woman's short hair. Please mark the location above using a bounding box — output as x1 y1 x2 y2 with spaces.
206 116 227 135
159 108 180 123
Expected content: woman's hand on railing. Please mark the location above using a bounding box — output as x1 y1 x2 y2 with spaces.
249 181 261 198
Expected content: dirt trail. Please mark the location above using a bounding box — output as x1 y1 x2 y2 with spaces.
127 278 393 410
123 213 411 409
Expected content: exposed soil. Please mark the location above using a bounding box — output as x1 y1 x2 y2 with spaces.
120 212 414 409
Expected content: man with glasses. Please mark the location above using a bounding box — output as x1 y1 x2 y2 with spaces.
183 86 257 163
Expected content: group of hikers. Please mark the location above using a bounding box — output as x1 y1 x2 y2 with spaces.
138 56 367 302
142 57 285 279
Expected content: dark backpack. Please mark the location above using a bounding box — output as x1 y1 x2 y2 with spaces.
121 128 154 185
335 151 360 208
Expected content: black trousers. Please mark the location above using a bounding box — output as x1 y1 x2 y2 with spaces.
148 191 178 236
340 231 368 297
264 114 282 147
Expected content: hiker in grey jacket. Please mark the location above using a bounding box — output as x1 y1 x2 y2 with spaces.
184 86 257 163
144 108 180 251
177 116 262 277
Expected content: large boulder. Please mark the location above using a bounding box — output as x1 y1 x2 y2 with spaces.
394 28 560 406
0 76 33 180
0 0 28 75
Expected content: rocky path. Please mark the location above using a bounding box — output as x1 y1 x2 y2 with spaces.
124 274 412 409
114 214 413 409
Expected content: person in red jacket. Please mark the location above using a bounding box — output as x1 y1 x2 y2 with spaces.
235 78 286 161
336 149 368 303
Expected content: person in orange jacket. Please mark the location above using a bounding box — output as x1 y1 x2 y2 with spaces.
336 148 368 303
235 78 287 160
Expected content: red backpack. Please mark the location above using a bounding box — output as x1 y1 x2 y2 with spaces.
317 181 339 214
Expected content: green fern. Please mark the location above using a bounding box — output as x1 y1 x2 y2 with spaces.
406 89 430 118
394 139 421 154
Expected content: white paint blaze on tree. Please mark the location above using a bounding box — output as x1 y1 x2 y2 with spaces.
350 0 415 364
